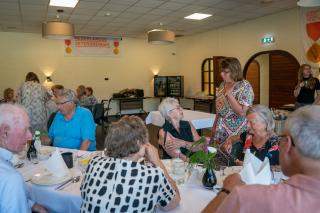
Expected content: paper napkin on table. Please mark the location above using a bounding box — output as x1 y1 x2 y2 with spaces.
43 149 69 178
239 149 272 185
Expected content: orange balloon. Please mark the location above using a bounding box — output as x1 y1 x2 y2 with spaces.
306 43 320 63
113 48 119 55
65 46 72 54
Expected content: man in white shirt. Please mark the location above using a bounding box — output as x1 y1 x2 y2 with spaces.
0 104 47 213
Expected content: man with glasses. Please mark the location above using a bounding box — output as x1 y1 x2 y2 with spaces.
203 105 320 212
47 89 96 151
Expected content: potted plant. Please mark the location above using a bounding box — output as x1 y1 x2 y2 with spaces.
187 137 217 189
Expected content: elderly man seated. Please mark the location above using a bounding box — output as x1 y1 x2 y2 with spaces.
48 89 96 151
0 104 47 212
203 105 320 212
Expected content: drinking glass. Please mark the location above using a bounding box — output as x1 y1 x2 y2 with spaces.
29 152 39 164
172 158 186 184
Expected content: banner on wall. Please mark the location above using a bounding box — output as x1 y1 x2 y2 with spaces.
300 7 320 70
64 35 121 56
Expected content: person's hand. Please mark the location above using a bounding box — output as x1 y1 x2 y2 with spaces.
144 143 161 166
235 159 243 166
224 83 235 96
165 133 186 151
299 82 305 87
222 173 245 192
32 204 48 213
222 136 235 153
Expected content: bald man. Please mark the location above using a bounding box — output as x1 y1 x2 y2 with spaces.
0 104 47 213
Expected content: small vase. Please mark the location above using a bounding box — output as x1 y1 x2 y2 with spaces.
202 167 217 189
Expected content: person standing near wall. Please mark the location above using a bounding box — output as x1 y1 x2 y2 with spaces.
294 64 320 109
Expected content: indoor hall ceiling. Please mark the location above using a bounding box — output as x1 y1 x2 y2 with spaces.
0 0 297 38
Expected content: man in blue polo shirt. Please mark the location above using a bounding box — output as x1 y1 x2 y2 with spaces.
48 89 96 151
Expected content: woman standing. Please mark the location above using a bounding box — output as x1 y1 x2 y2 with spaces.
213 57 254 144
18 72 49 132
294 64 320 108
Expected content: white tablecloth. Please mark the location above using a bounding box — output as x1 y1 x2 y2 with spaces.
17 148 217 213
145 110 216 130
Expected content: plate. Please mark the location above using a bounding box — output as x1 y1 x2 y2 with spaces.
31 172 71 186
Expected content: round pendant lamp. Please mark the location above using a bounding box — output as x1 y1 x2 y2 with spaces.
42 21 74 39
147 29 175 44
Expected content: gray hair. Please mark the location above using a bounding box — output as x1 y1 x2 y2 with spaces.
247 105 275 133
0 104 28 129
158 97 180 120
285 105 320 160
61 89 78 103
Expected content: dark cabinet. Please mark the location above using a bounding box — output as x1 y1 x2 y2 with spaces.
154 76 184 98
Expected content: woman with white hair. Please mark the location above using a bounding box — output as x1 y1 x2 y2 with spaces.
223 105 280 165
158 98 203 161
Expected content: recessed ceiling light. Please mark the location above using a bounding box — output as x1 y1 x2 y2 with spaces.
104 12 111 16
184 13 212 20
49 0 79 8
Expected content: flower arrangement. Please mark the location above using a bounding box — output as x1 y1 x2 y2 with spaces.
187 136 217 169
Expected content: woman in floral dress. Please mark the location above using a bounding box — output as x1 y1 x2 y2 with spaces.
213 58 254 145
17 72 49 133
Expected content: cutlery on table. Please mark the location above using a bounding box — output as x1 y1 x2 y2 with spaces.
55 176 81 191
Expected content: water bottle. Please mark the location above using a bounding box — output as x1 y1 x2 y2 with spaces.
27 140 37 162
34 131 42 152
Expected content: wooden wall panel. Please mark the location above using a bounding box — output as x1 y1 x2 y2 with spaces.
269 53 299 108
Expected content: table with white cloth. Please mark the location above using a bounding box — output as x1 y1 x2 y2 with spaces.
146 110 216 130
17 148 218 213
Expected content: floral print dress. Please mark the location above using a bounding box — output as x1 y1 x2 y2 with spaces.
18 81 49 132
214 80 254 144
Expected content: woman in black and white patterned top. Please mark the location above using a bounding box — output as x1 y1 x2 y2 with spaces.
80 116 180 213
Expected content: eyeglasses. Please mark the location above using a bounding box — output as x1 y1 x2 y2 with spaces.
55 100 72 106
168 106 182 112
278 134 295 147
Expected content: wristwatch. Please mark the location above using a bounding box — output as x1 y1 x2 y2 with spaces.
218 188 231 195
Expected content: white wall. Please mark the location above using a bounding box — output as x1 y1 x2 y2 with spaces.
176 8 302 99
0 32 178 114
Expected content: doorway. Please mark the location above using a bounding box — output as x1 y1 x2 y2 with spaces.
244 50 300 108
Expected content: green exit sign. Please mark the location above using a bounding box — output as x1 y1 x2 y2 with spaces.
261 36 274 44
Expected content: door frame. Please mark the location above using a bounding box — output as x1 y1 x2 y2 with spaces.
243 50 300 107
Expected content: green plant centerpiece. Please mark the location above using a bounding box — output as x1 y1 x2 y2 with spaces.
187 136 217 189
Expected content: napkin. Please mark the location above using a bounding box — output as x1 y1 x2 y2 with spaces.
43 149 70 178
239 149 272 185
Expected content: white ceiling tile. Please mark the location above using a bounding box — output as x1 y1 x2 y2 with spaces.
95 10 121 17
21 0 49 5
72 8 100 15
213 0 243 10
194 0 223 7
148 8 171 16
134 0 164 8
126 6 152 13
103 3 130 12
108 0 138 6
117 12 142 19
158 2 186 11
170 0 196 3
